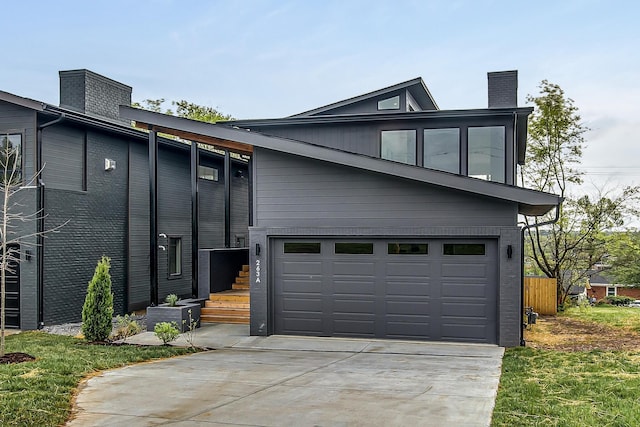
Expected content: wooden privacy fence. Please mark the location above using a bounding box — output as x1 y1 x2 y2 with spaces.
524 277 557 315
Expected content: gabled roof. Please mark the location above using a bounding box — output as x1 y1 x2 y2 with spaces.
120 105 560 216
289 77 438 117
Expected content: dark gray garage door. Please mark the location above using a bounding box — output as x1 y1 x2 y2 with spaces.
273 239 498 343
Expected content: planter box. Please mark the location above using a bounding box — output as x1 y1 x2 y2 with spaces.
146 302 201 332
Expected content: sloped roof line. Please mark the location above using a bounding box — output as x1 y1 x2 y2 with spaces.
120 105 560 216
288 77 439 117
0 90 47 111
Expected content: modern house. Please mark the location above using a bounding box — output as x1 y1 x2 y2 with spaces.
1 69 249 330
121 70 562 347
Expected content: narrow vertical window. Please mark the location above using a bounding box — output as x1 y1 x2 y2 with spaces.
424 128 459 174
168 237 182 277
468 126 505 183
1 133 22 184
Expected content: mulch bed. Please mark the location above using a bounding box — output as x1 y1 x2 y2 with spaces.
0 352 35 364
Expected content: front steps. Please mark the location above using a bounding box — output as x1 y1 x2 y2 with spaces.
200 265 250 324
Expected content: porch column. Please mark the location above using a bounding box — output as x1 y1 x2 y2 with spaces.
190 142 199 298
149 129 158 306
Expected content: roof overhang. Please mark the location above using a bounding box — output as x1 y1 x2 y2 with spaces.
120 105 560 216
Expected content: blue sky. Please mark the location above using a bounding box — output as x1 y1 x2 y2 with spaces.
2 0 639 190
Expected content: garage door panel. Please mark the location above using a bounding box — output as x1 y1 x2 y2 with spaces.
282 261 322 275
333 318 375 336
385 299 430 315
280 279 323 293
333 280 375 295
441 283 489 298
280 296 322 313
385 282 430 297
442 263 487 278
385 262 431 276
333 298 376 313
442 302 487 317
332 261 375 276
281 317 323 334
441 323 490 341
386 321 431 338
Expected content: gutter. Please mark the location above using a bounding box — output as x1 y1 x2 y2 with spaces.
519 202 561 346
36 112 66 328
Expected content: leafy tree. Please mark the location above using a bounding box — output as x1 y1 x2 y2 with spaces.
132 99 232 122
521 81 639 305
81 256 114 342
607 232 640 286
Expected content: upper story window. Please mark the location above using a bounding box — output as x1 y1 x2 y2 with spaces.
468 126 505 183
381 130 416 165
1 133 22 184
423 128 459 174
377 96 400 110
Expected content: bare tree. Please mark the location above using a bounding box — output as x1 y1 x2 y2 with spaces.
0 133 66 356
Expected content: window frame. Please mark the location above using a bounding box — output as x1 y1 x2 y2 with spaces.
377 95 400 111
606 286 616 297
198 164 219 182
467 126 506 183
0 130 24 184
380 129 417 165
167 236 183 279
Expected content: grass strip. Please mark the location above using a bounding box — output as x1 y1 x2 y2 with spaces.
0 331 195 426
492 347 640 427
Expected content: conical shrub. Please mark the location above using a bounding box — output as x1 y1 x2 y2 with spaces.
81 256 114 341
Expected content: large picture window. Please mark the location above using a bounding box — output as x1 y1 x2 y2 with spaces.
381 130 416 165
423 128 459 173
468 126 505 183
1 133 22 183
168 237 182 277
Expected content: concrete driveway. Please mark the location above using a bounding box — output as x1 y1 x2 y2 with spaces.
68 327 504 426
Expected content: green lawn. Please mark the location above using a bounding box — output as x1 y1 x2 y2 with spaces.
492 306 640 426
0 332 195 427
562 305 640 333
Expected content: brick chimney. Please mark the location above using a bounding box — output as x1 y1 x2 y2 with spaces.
59 69 132 123
487 70 518 108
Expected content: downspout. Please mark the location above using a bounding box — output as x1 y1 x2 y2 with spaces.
520 203 561 346
36 112 65 328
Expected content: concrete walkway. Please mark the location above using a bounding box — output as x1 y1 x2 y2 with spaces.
67 324 504 426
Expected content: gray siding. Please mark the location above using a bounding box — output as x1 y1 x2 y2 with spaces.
41 125 84 191
0 100 36 179
128 142 150 310
254 148 517 228
157 147 192 299
248 115 516 185
43 129 129 324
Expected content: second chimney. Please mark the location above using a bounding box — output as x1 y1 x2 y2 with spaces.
488 70 518 108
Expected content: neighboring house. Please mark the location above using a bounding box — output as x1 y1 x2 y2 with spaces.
121 70 561 347
1 69 249 330
589 272 640 300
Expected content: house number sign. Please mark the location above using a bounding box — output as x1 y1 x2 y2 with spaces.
255 259 261 284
